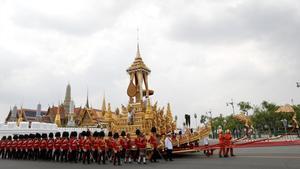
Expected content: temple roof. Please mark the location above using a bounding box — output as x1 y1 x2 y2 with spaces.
127 44 151 73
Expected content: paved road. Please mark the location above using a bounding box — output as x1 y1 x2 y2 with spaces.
1 146 300 169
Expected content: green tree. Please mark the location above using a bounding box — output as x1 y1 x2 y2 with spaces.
238 101 252 115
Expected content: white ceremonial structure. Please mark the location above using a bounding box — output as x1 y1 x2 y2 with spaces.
0 121 107 138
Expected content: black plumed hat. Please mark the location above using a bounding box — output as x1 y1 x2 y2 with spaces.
13 135 18 140
108 131 112 137
1 136 6 140
36 133 41 139
93 131 98 137
62 131 68 138
135 129 141 136
8 136 12 140
55 132 61 138
99 131 105 137
42 133 47 139
81 131 87 137
113 132 119 139
24 134 29 139
86 131 91 137
49 133 54 138
151 127 157 133
121 131 126 137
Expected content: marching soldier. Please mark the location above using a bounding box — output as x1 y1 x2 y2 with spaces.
149 127 159 162
33 133 41 160
125 133 132 163
12 135 18 159
17 135 23 159
21 134 29 160
82 131 92 164
47 133 54 160
27 134 34 160
98 131 106 164
6 136 12 159
106 131 113 162
40 133 48 160
135 129 147 164
112 132 121 165
92 131 99 163
119 131 127 161
53 132 61 162
60 132 69 162
224 129 235 157
78 132 84 161
0 136 6 159
69 131 78 163
218 129 225 158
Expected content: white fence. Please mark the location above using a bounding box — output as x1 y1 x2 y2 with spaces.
0 122 107 138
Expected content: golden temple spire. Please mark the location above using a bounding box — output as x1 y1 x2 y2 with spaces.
55 103 61 127
101 94 107 116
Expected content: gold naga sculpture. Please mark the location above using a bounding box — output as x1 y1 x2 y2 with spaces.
276 104 299 131
233 112 254 135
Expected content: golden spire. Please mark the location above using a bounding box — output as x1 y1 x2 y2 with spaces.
55 103 61 127
101 94 106 116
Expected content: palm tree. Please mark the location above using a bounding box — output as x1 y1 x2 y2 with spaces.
238 101 253 115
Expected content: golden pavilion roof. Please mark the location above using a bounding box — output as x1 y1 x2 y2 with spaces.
276 104 295 113
127 44 151 73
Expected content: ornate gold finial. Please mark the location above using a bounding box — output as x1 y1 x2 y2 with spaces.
146 98 152 113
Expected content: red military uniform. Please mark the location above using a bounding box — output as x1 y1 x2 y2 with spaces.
135 137 146 149
1 139 6 150
83 138 92 151
224 133 232 146
224 132 234 157
33 139 40 149
7 139 12 152
22 138 28 151
218 132 225 157
17 139 23 151
40 139 47 150
69 138 78 151
99 139 106 151
12 139 18 151
79 137 84 150
106 137 113 150
93 138 100 151
47 138 54 150
54 138 61 150
111 139 120 152
149 135 158 149
61 138 69 151
27 138 33 151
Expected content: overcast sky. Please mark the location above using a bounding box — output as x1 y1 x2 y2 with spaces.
0 0 300 127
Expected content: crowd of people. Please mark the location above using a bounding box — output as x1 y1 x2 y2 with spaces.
0 127 170 165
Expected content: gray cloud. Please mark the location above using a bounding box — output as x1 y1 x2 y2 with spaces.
0 0 300 127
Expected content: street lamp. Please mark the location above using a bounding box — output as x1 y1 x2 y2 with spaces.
226 99 235 114
206 111 213 138
281 119 288 137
